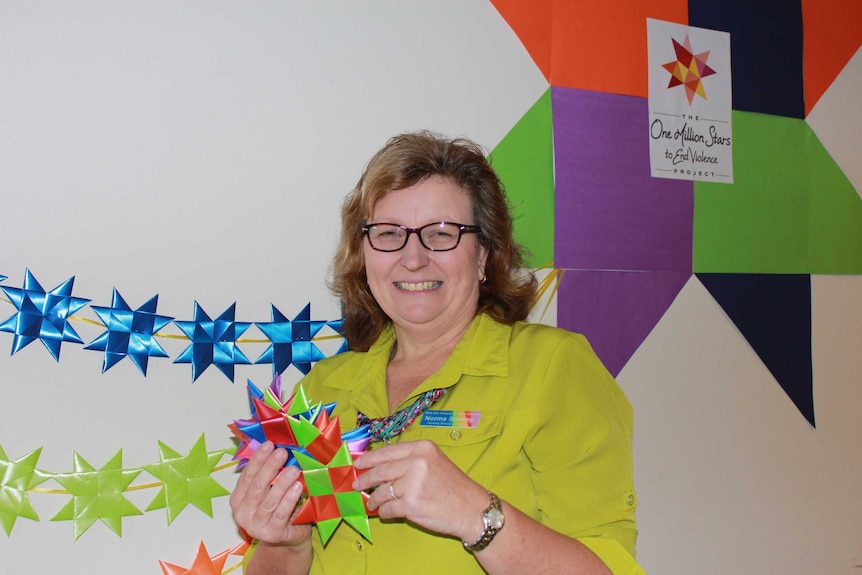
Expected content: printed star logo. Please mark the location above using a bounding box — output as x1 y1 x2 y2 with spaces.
662 33 717 104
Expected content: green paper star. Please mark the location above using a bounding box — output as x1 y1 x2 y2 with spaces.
0 444 49 535
51 450 143 540
143 435 230 524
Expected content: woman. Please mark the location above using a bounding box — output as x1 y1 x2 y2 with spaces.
230 131 645 574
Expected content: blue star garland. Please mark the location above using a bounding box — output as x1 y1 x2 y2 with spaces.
173 302 252 382
84 289 174 375
0 269 347 381
0 269 90 360
255 304 327 375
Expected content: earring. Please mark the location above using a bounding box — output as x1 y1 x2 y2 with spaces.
479 275 487 284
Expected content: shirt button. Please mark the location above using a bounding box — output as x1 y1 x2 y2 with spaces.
356 540 363 551
626 494 635 506
449 429 462 440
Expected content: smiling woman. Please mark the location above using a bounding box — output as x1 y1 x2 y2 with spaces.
229 131 646 575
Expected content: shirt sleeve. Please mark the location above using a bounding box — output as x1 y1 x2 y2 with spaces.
521 329 646 574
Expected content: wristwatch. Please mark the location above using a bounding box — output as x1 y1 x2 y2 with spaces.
462 491 505 552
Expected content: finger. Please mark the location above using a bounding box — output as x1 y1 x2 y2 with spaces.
233 446 288 513
366 481 401 513
353 442 410 469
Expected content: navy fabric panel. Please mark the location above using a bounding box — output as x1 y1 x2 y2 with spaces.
688 0 805 118
697 273 814 426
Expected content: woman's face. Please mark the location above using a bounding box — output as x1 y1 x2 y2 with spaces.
363 176 487 338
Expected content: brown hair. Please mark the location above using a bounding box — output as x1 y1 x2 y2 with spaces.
329 130 537 351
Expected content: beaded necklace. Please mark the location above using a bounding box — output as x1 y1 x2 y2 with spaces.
357 388 447 443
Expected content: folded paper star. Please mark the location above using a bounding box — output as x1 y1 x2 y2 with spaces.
174 302 252 382
85 289 173 375
50 450 143 540
0 269 90 360
255 303 327 375
143 435 230 524
230 376 375 544
158 540 248 575
0 445 50 535
326 318 350 354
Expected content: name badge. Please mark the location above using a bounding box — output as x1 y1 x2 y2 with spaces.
420 410 481 428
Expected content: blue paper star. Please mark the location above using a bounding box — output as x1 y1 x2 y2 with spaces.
255 304 327 375
0 269 90 360
84 289 173 375
326 318 350 354
174 302 252 382
0 275 6 282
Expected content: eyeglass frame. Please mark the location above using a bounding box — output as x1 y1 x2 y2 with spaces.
361 221 482 252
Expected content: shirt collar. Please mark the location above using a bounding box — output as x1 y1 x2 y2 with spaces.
323 313 511 417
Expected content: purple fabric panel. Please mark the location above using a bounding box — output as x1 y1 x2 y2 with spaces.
553 86 694 273
557 269 691 377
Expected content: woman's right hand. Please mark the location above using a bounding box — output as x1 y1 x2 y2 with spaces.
230 441 312 548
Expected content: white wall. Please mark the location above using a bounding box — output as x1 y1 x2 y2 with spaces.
0 2 859 574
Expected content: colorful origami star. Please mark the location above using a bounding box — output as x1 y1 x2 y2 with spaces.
230 378 375 544
0 269 90 360
255 303 327 375
51 450 143 539
142 435 231 524
174 302 252 382
292 443 374 545
84 289 173 375
662 33 716 104
0 445 49 535
158 540 248 575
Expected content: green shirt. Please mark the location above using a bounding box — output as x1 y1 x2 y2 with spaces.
271 313 644 574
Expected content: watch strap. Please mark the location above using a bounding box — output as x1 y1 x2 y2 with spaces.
462 491 504 553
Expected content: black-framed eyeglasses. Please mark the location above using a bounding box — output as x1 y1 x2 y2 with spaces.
361 221 482 252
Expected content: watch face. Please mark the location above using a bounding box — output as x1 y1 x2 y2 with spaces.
486 508 504 530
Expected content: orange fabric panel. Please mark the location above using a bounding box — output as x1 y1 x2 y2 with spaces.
802 0 862 115
550 0 688 97
490 0 553 82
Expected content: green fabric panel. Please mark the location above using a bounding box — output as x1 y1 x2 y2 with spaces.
694 112 810 273
806 127 862 274
490 88 554 268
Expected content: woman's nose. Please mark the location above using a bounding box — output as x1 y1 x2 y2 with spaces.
399 232 429 269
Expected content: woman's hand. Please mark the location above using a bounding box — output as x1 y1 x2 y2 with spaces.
230 441 312 548
352 439 489 544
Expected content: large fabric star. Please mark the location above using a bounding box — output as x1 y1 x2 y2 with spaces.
174 302 252 382
0 445 49 535
0 269 90 360
142 435 230 524
51 450 143 539
255 303 327 375
84 289 173 375
661 33 717 104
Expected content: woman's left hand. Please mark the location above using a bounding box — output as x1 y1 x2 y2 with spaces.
352 439 489 543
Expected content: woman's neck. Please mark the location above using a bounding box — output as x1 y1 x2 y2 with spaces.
385 315 475 412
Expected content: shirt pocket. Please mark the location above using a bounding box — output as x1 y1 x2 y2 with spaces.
410 413 504 478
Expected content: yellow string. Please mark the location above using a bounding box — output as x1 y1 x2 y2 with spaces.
29 452 237 495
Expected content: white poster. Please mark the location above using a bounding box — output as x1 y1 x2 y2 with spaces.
647 18 733 183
